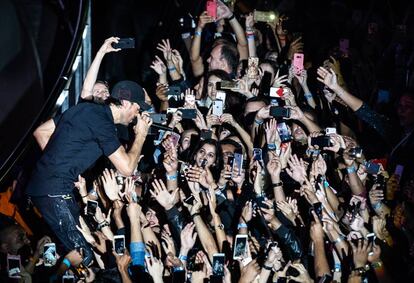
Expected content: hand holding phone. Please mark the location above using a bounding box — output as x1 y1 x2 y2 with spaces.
293 53 304 75
87 200 98 216
206 0 217 19
113 38 135 49
114 235 126 255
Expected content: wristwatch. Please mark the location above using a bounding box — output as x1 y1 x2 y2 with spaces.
217 224 224 230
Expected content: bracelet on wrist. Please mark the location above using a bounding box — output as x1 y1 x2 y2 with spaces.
263 264 273 271
237 222 248 229
166 173 178 181
228 14 235 21
272 181 283 188
347 165 357 174
62 258 71 268
81 194 88 198
191 213 201 218
267 143 277 150
332 235 345 244
168 66 176 72
254 119 263 125
372 202 382 210
178 255 188 261
371 261 383 269
194 30 202 37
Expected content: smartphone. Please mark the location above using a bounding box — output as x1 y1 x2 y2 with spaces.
325 127 337 135
365 161 380 175
43 243 57 267
170 132 181 147
270 106 290 118
150 113 167 124
253 148 263 162
116 175 125 186
377 89 391 104
206 0 217 19
276 122 292 143
216 90 226 104
217 81 238 91
366 233 376 245
233 234 248 260
212 100 224 116
232 153 243 177
114 235 126 255
259 71 272 96
293 53 304 75
348 147 363 159
339 38 349 57
247 57 259 79
312 202 323 220
269 87 284 98
227 154 234 167
167 108 178 114
87 200 98 216
167 86 182 101
310 136 332 148
253 10 277 23
179 109 197 119
212 253 225 277
7 254 21 278
113 38 135 49
62 275 75 283
200 130 213 140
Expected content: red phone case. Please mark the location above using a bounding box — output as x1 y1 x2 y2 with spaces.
206 0 217 19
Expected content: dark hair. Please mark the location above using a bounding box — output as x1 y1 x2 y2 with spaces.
191 139 223 178
201 70 232 100
95 80 109 89
220 43 239 78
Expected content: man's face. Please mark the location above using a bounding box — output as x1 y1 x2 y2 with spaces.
208 45 225 71
398 95 414 128
120 100 139 125
93 83 110 100
7 227 30 253
292 123 307 142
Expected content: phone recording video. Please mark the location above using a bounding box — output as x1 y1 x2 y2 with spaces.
7 255 21 278
43 243 57 267
86 200 98 216
113 38 135 49
212 253 225 277
233 235 248 260
114 235 126 255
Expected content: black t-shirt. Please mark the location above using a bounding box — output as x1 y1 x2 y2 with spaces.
26 103 121 196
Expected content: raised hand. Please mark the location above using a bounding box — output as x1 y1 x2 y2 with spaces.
317 67 339 91
150 179 179 210
155 83 169 102
287 262 313 283
76 216 96 245
150 55 167 75
265 119 279 145
98 37 121 54
266 151 282 182
171 49 184 76
101 169 121 201
350 239 370 268
369 184 384 207
156 39 173 61
145 256 164 280
113 249 132 273
197 11 214 29
180 223 198 252
272 69 288 88
134 112 153 136
163 146 178 175
276 200 296 224
287 37 303 60
161 230 176 256
220 113 235 126
286 154 307 184
285 105 304 121
216 0 233 21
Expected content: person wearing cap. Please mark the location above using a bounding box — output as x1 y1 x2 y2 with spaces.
26 82 153 266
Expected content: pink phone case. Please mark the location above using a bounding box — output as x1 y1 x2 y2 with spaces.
293 53 304 74
206 0 217 19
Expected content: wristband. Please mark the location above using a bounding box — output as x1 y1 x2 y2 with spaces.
304 92 313 99
237 222 248 229
168 66 176 72
194 30 202 37
372 202 382 210
228 14 235 21
263 264 273 271
254 119 263 125
247 35 255 40
62 258 71 268
272 181 283 187
173 266 185 272
267 143 277 150
346 165 356 174
178 255 188 261
191 213 201 218
333 235 345 244
166 173 178 181
81 194 88 198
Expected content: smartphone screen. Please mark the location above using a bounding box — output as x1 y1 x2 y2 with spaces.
212 253 225 277
276 122 292 143
216 90 226 104
7 255 21 278
87 200 98 216
149 113 167 125
114 235 126 255
233 235 248 259
179 109 197 119
200 130 213 140
270 106 290 118
253 10 277 23
44 243 57 267
365 161 380 175
232 153 243 177
62 275 75 283
247 57 259 79
167 86 182 101
253 148 262 162
293 53 304 75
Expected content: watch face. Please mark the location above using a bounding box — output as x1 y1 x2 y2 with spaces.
218 224 224 230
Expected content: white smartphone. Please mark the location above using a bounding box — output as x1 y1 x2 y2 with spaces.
325 127 337 135
233 234 248 260
212 253 225 277
212 100 224 116
216 90 226 104
113 235 126 255
7 254 21 278
43 242 57 266
62 275 75 283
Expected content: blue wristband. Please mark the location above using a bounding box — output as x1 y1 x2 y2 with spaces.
173 266 185 272
178 255 188 261
62 258 71 268
194 31 202 37
247 35 255 40
168 66 176 72
347 165 356 174
166 173 178 181
267 143 276 150
372 202 382 210
237 223 248 229
254 119 263 125
304 92 313 99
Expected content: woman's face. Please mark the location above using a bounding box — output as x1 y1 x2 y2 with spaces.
146 209 160 228
195 143 217 167
93 83 110 100
194 77 204 99
207 75 222 100
180 130 197 152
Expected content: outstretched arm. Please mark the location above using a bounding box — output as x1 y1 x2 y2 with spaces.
33 119 56 150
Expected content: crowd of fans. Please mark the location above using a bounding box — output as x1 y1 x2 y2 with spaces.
1 1 414 282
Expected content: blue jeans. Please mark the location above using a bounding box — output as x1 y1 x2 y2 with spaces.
31 194 93 265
